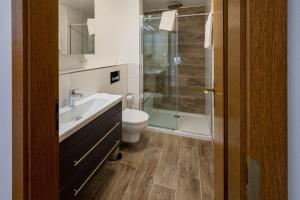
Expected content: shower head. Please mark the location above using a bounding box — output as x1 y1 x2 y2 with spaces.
167 1 183 9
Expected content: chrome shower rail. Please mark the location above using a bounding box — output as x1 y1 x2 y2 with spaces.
144 12 211 21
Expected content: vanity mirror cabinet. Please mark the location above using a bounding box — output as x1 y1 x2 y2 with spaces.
59 0 95 55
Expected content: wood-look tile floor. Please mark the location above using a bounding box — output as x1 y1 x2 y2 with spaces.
79 130 214 200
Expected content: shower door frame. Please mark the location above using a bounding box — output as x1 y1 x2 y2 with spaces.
140 12 213 136
140 13 179 130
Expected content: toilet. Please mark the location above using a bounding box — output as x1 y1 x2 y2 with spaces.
122 108 149 143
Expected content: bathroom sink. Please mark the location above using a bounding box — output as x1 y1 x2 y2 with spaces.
59 93 122 142
60 98 110 124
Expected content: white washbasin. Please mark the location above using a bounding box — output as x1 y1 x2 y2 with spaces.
59 93 122 142
60 98 110 124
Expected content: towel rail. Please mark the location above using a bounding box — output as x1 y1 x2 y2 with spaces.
144 12 212 20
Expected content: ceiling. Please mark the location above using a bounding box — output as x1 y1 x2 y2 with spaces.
143 0 211 11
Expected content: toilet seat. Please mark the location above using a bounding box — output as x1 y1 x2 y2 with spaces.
122 109 149 125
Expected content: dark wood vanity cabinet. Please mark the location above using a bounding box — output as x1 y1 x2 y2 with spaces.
59 102 122 199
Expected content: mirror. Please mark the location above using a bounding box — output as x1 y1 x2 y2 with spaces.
59 0 95 55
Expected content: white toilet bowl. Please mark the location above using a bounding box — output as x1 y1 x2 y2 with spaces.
122 109 149 143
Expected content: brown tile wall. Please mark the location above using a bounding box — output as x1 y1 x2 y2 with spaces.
144 6 208 114
177 7 207 114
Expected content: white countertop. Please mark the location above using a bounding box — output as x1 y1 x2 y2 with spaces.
59 93 122 142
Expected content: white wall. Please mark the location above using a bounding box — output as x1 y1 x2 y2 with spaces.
0 0 12 199
86 0 141 109
114 0 141 109
59 65 128 109
288 0 300 199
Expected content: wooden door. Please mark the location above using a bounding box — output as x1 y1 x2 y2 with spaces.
213 0 224 199
226 0 288 199
12 0 59 199
245 0 288 199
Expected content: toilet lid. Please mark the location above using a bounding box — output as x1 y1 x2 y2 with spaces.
122 109 149 125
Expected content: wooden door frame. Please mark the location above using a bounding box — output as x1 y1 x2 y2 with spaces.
11 0 287 199
213 0 225 199
214 0 248 199
12 0 59 199
225 0 247 199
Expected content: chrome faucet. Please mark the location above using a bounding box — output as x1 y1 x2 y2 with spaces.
68 88 83 107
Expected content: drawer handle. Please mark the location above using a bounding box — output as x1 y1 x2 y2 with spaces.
73 140 121 196
73 122 121 167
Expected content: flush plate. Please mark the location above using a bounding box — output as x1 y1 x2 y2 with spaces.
111 71 120 84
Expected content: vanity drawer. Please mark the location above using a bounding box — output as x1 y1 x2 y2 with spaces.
60 129 121 199
60 102 122 159
60 112 121 188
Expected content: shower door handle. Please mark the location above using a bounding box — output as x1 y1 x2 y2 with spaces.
203 88 215 94
203 88 216 108
174 57 181 65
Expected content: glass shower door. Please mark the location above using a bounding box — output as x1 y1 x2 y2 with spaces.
175 12 213 137
142 14 178 130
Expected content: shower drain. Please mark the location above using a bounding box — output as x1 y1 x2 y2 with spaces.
174 115 181 118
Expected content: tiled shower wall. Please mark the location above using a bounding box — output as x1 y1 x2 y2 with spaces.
178 6 207 114
144 6 210 114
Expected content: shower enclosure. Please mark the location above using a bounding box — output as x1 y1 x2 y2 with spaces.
141 7 213 138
